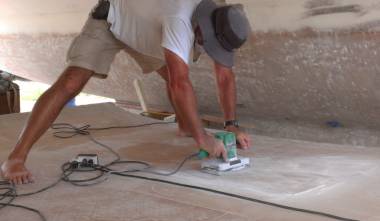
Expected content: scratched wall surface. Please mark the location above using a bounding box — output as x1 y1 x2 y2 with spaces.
1 0 380 139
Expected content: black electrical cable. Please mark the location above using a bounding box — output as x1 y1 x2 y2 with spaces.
51 123 361 221
0 181 16 210
0 181 47 221
0 122 176 220
57 123 361 221
0 202 47 221
0 121 362 221
51 122 176 165
0 121 170 221
51 122 175 137
51 122 194 176
99 170 360 221
16 178 62 197
50 123 361 221
51 122 190 187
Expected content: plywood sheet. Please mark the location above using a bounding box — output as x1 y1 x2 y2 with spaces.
0 103 379 221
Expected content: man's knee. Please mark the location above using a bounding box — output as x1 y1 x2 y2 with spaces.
54 67 94 98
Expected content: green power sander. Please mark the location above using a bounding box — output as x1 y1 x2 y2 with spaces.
198 132 250 175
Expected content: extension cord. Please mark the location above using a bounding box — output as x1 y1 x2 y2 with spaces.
0 123 359 221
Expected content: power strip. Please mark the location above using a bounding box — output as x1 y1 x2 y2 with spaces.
71 154 99 169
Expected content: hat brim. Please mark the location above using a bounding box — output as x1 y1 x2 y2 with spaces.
194 0 234 68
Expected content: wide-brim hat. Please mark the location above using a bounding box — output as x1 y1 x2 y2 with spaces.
193 0 250 68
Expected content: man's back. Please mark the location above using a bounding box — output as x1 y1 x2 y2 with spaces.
108 0 202 63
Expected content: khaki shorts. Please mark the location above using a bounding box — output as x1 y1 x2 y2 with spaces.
66 17 165 78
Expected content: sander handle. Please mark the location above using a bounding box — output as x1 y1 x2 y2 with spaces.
198 149 209 160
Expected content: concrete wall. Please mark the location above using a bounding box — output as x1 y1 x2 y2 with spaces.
1 0 380 145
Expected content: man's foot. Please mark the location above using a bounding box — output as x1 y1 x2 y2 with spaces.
1 159 34 185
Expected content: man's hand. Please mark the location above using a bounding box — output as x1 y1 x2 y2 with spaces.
225 126 252 149
1 159 34 185
200 133 228 161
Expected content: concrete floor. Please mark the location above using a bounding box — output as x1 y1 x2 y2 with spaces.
0 103 379 221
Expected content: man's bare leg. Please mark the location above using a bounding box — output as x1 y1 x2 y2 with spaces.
1 67 93 184
157 66 191 137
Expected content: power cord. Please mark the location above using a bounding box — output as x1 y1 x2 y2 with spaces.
51 122 177 164
0 181 47 221
100 172 359 221
52 123 360 221
0 121 178 221
51 122 196 178
0 203 47 221
0 122 361 221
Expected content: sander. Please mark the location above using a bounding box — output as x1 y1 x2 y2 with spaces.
198 132 250 175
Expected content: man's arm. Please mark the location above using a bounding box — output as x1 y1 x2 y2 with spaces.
164 49 226 159
214 62 252 149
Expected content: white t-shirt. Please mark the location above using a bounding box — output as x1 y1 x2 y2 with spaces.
107 0 202 65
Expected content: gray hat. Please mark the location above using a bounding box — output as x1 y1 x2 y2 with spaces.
193 0 250 67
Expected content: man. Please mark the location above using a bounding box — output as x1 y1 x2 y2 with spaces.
1 0 252 184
